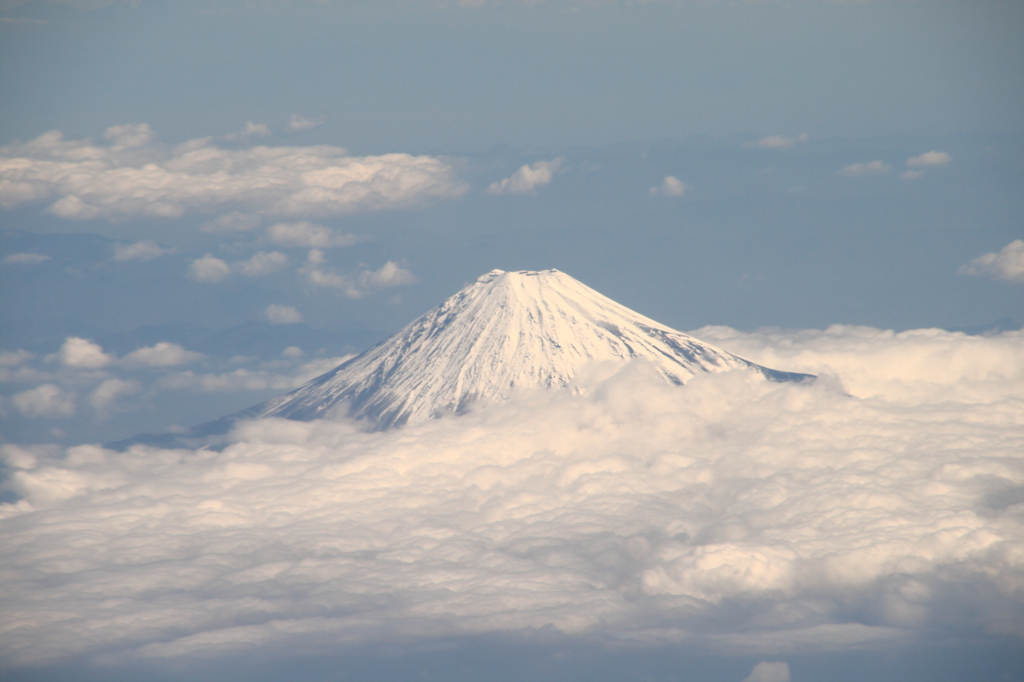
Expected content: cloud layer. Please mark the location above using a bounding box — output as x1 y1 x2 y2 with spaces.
1 325 1022 671
0 125 467 221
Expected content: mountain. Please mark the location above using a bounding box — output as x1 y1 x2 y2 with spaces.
238 269 812 427
109 269 811 449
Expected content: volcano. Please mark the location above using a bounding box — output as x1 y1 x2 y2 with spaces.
236 269 812 429
111 269 811 449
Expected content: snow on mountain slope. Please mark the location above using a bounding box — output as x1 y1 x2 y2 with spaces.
243 269 812 428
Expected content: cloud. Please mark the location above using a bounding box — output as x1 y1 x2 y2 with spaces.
0 349 33 367
358 260 417 288
836 160 890 177
87 378 141 414
746 134 808 150
906 151 951 168
899 170 925 180
266 221 363 248
223 121 272 142
649 175 689 196
57 337 113 368
236 251 289 277
304 260 418 298
1 252 50 265
11 383 75 417
103 122 154 149
157 355 353 393
285 114 327 133
958 239 1024 283
201 212 262 233
112 240 173 261
1 325 1022 670
121 342 204 367
742 661 790 682
0 126 467 220
264 304 304 325
486 157 563 195
188 254 231 283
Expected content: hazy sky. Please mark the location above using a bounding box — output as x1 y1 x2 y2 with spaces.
2 0 1022 346
1 1 1023 680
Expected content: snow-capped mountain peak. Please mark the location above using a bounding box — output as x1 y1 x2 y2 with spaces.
243 269 812 428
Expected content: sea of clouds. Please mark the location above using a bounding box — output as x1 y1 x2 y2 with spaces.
1 325 1022 678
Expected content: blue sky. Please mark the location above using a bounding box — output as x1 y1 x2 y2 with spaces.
1 0 1021 348
1 1 1023 680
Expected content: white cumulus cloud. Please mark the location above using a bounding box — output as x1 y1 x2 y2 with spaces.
57 337 114 369
958 239 1024 283
0 126 467 221
486 157 563 195
121 342 204 367
264 304 304 324
650 175 689 196
188 254 231 283
0 325 1021 671
836 160 890 177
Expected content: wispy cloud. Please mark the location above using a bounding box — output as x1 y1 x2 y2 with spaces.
836 160 890 177
112 240 174 262
223 121 271 142
265 222 363 249
746 133 808 150
285 114 327 133
1 252 50 265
